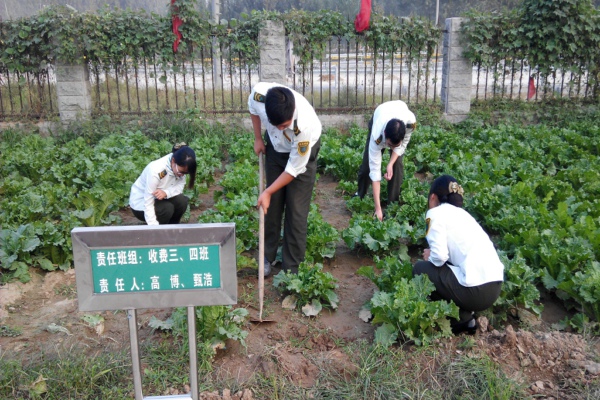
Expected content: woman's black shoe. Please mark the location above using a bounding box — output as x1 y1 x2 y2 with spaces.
451 318 477 335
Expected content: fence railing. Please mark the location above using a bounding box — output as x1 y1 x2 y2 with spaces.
85 37 443 117
0 67 58 119
88 43 259 116
1 39 598 121
289 37 441 111
473 60 597 101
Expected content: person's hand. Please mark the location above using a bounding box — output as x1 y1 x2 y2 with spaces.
153 189 167 200
374 207 383 221
423 248 431 261
254 139 266 156
384 164 394 181
257 190 271 214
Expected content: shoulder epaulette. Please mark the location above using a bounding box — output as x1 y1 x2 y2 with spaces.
293 120 301 136
375 134 383 145
253 92 266 103
406 122 417 130
158 169 167 179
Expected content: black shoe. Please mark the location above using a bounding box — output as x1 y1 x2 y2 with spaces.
263 257 271 277
451 318 477 335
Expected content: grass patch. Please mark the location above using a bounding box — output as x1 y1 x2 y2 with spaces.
436 355 527 399
0 347 132 399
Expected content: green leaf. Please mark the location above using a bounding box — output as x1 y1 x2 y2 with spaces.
37 258 55 271
374 323 398 347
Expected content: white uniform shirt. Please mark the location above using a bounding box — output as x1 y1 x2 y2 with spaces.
248 82 322 177
426 203 505 287
129 153 186 225
368 100 416 182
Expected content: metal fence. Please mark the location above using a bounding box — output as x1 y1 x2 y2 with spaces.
86 36 442 117
473 60 597 101
0 67 58 119
1 38 598 121
288 37 441 111
88 43 259 116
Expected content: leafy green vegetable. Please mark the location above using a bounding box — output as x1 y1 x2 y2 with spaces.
306 203 340 262
368 275 459 346
273 262 339 315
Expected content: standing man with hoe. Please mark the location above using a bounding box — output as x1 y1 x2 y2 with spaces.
356 100 417 221
248 82 322 276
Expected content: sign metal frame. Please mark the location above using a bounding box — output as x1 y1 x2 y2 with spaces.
71 223 237 400
72 223 237 311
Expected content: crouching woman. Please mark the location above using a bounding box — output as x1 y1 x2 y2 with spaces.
413 175 504 334
129 143 197 225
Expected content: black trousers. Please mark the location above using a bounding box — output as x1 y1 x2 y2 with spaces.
413 260 502 323
264 133 321 273
132 194 189 225
356 118 404 204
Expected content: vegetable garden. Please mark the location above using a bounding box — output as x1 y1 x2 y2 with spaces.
1 100 599 346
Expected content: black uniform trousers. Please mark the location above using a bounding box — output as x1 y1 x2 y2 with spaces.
264 133 321 273
413 260 502 323
356 118 404 204
132 194 189 225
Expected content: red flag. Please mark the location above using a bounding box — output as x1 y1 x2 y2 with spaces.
527 76 536 100
355 0 372 33
172 0 183 53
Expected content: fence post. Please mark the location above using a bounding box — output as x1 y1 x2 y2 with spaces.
258 20 286 85
55 62 92 124
441 17 471 123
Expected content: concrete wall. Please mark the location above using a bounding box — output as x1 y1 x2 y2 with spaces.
441 18 471 123
258 20 286 85
55 63 92 123
235 113 367 132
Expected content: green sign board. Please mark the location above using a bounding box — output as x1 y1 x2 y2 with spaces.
72 224 237 311
90 245 221 294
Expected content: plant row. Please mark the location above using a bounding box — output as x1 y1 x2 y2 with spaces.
0 116 221 282
317 105 600 342
2 101 599 344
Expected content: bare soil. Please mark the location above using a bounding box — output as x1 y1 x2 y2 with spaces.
1 173 599 399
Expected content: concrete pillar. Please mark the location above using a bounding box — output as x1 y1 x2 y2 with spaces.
258 20 286 84
55 63 92 124
441 17 471 123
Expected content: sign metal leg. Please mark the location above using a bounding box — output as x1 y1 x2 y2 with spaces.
128 309 144 400
188 306 199 400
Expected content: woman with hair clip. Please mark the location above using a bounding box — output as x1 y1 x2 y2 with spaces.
413 175 504 334
129 143 197 225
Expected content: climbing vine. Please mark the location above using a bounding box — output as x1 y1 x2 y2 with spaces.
461 0 600 81
1 5 440 74
2 1 598 97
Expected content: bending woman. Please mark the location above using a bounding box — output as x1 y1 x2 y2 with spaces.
129 143 197 225
413 175 504 334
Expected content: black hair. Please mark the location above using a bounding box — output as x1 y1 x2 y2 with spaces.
429 174 464 208
265 87 295 126
172 145 197 188
384 118 406 146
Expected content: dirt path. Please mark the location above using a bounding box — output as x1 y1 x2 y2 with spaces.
1 173 599 398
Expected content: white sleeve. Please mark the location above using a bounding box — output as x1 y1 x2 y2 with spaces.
392 129 412 157
285 128 316 177
368 135 383 182
248 90 260 116
165 177 186 199
143 173 160 226
427 215 449 266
